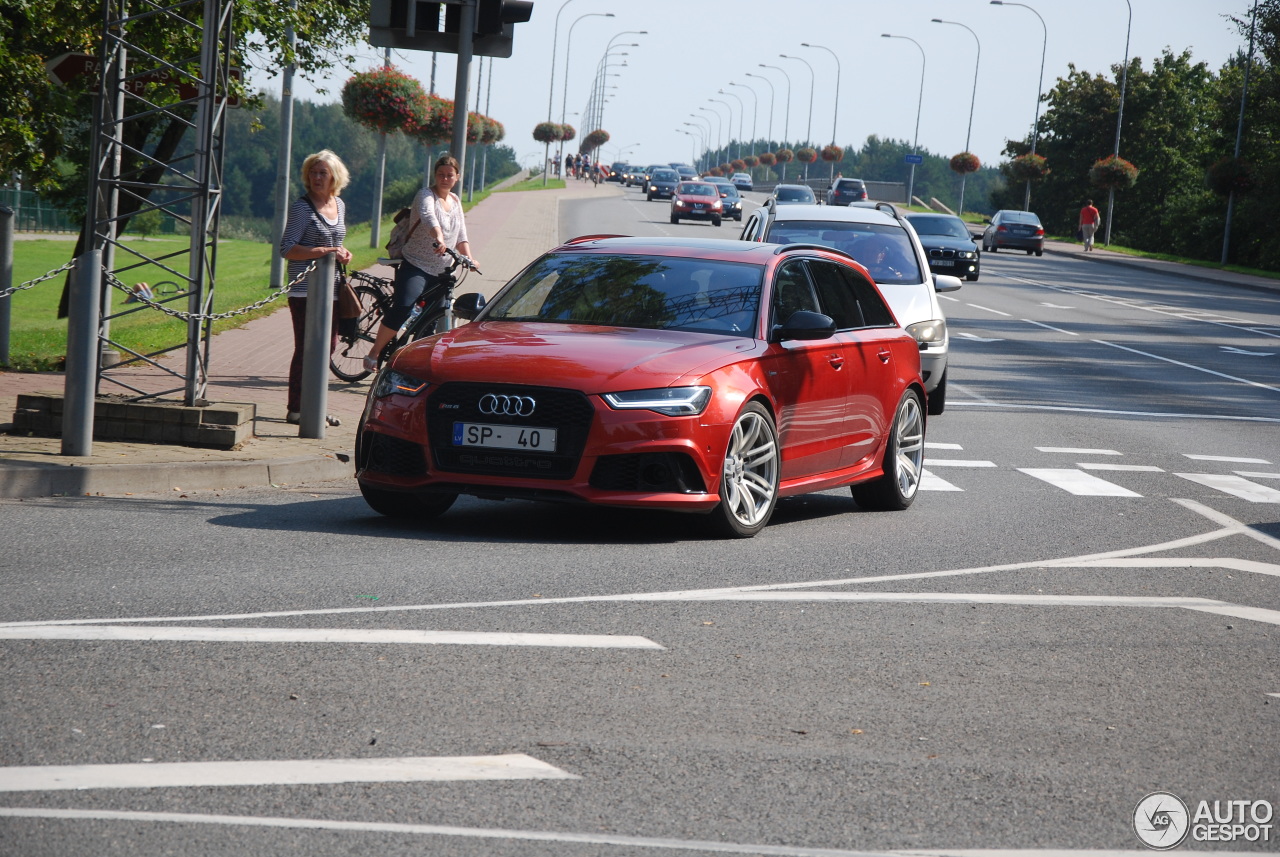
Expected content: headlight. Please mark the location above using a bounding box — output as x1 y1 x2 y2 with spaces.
649 185 658 192
905 319 947 347
373 369 429 398
675 199 687 207
958 250 975 259
602 386 712 416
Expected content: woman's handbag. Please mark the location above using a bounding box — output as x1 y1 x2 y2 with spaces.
335 267 361 339
1076 227 1084 241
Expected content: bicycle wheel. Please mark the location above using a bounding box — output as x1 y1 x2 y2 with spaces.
330 284 388 382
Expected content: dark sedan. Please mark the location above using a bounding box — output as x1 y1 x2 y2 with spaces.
982 210 1045 255
826 177 868 206
769 184 817 206
646 168 681 201
905 213 981 281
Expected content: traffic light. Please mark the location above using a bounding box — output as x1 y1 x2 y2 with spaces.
369 0 533 58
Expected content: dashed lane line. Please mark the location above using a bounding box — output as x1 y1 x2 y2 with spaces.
1184 454 1272 464
1036 447 1122 455
1095 339 1280 394
1078 463 1165 472
1174 473 1280 503
1017 468 1143 497
0 755 577 793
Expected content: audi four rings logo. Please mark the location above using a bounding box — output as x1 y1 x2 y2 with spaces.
479 394 537 416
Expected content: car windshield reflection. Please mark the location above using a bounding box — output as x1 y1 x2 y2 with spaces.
485 254 762 336
768 221 924 284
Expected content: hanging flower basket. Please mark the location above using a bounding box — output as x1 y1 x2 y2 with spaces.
481 117 505 145
757 152 776 166
1206 157 1257 196
775 148 794 163
1089 154 1138 190
341 66 429 135
413 96 454 146
821 144 843 163
949 152 981 174
559 123 576 143
707 167 722 177
582 128 610 151
533 121 563 144
795 147 818 164
743 155 759 168
731 159 746 172
1008 152 1049 182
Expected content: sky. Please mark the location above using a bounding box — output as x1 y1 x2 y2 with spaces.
250 0 1253 173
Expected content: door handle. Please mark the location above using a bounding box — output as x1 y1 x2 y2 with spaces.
877 349 892 363
828 355 844 369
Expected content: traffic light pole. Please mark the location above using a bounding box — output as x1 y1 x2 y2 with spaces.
450 0 476 167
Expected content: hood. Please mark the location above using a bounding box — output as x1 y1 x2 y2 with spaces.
874 280 940 328
915 235 979 252
393 321 758 392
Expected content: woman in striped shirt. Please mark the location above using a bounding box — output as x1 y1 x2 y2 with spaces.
279 149 353 425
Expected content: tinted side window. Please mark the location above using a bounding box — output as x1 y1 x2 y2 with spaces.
740 213 761 241
806 260 863 330
772 260 820 327
837 266 896 327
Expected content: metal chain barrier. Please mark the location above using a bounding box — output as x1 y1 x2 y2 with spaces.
0 260 77 299
102 262 316 321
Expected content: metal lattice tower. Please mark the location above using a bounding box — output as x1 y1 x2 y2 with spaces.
81 0 234 405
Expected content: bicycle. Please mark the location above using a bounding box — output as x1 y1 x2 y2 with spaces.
377 244 482 369
330 268 395 382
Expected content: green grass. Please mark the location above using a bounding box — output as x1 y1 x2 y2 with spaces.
4 218 394 371
500 177 566 192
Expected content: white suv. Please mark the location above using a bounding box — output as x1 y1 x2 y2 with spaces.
738 202 960 414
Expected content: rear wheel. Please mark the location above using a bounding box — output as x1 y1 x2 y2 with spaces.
330 284 388 382
1035 249 1043 257
988 243 997 253
927 370 947 415
359 483 457 521
708 402 779 538
852 389 925 511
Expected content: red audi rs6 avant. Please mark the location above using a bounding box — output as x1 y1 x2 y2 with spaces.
356 236 926 537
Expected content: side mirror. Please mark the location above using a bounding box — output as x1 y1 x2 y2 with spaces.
774 310 836 341
452 292 487 321
983 218 992 224
932 274 963 293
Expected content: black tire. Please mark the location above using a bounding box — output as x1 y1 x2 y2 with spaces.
1035 249 1043 257
927 369 947 415
852 389 925 511
330 284 389 382
647 192 653 201
735 214 743 222
965 272 979 282
989 244 997 253
1026 250 1033 255
360 483 457 521
712 217 722 227
707 402 780 538
671 214 679 224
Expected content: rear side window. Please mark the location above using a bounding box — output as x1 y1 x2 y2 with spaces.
836 266 896 328
806 260 863 330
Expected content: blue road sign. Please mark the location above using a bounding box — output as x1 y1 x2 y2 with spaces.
904 154 924 165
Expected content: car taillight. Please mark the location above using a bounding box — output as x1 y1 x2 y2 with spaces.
997 225 1008 232
1034 227 1045 236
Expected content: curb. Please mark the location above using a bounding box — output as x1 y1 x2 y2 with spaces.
1041 242 1280 296
0 451 354 499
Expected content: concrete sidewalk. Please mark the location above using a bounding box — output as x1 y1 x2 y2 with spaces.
0 178 618 499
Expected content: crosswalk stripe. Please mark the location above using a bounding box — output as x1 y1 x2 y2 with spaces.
920 469 963 492
922 459 996 467
1184 454 1271 464
924 442 963 450
0 755 577 793
1018 468 1142 497
0 626 665 650
1036 447 1122 455
1235 471 1280 479
1174 474 1280 503
1078 463 1165 472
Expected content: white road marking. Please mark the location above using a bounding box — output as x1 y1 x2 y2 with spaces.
1018 468 1142 497
1171 498 1280 549
1022 319 1078 336
924 442 963 450
1036 447 1122 455
0 626 665 650
1094 339 1280 394
919 469 963 492
921 459 997 467
1236 471 1280 479
1065 557 1280 578
0 755 577 793
1038 303 1074 309
1184 454 1271 464
1267 693 1280 699
1220 346 1274 356
946 400 1280 423
1175 473 1280 503
966 303 1012 317
1078 463 1165 472
1182 603 1280 627
955 332 1004 342
10 808 1225 857
690 592 1222 609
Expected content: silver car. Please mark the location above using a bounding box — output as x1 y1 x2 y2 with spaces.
738 202 960 414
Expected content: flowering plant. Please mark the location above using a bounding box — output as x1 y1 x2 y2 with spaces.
1008 152 1049 181
1206 157 1256 196
341 66 428 135
795 146 817 164
756 152 776 166
582 128 610 151
533 121 563 144
775 148 794 163
413 96 454 146
743 155 758 168
559 123 576 143
949 152 981 174
481 117 505 145
707 167 723 176
821 144 843 163
1089 155 1138 190
731 159 746 172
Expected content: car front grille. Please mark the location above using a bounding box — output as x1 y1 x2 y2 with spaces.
360 431 427 477
929 249 957 259
426 382 595 480
589 453 707 493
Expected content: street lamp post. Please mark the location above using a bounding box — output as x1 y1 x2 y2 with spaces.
931 18 981 216
1105 0 1133 246
744 73 774 145
591 30 644 130
709 98 736 162
682 122 706 171
990 1 1046 211
559 12 614 177
881 34 926 207
801 42 841 183
718 89 745 162
684 119 709 171
545 0 584 186
677 129 698 168
1223 0 1259 264
757 64 792 180
697 106 722 161
779 53 815 148
727 81 758 157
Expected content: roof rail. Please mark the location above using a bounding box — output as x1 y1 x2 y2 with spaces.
563 234 629 245
873 201 903 220
773 243 856 262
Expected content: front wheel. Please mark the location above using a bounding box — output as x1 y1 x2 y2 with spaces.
707 402 780 538
330 284 388 382
852 389 925 511
927 370 947 416
712 217 722 227
671 214 679 224
359 483 457 521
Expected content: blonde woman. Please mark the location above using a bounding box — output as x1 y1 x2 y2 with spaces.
279 149 353 425
366 154 477 371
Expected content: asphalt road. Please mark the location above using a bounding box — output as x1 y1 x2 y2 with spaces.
2 186 1277 856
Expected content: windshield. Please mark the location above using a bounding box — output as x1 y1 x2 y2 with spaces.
907 216 971 239
652 170 678 181
1001 211 1041 225
775 186 814 201
485 253 762 336
680 183 718 196
768 220 924 284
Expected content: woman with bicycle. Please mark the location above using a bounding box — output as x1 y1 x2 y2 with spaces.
365 155 478 372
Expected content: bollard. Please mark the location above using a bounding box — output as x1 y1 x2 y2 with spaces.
299 253 335 439
63 251 103 456
0 204 12 366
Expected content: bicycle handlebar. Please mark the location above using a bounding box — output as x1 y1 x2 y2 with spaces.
434 242 482 276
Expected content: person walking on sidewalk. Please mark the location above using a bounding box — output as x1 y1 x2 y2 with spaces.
365 155 478 372
279 149 352 426
1079 199 1101 252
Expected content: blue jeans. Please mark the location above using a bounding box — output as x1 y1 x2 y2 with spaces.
383 259 444 331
